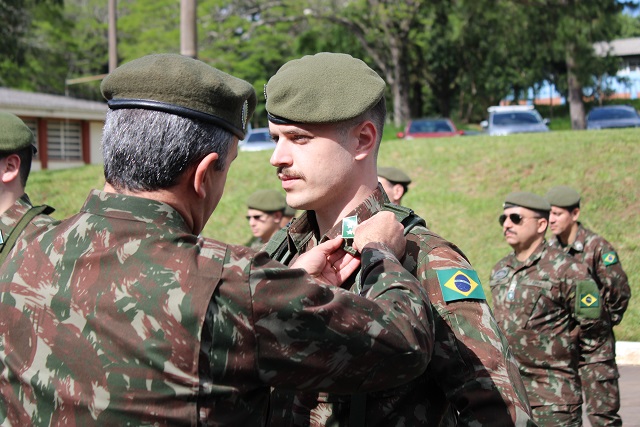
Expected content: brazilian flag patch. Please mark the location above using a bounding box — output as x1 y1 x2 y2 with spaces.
437 269 486 302
602 252 618 266
580 292 600 308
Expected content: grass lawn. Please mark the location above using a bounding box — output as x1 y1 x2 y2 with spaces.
26 127 640 341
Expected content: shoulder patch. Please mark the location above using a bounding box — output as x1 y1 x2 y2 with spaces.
575 280 601 319
602 251 618 266
436 268 486 302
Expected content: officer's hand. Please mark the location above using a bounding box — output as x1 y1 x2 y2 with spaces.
291 236 360 286
353 211 406 260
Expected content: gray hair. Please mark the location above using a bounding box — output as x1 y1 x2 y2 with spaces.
102 109 234 191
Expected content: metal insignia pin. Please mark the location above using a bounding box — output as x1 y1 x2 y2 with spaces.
341 215 358 239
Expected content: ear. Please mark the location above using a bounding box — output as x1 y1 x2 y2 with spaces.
392 183 405 202
0 154 21 184
537 217 549 234
193 153 219 199
571 207 580 222
273 211 283 223
353 121 377 161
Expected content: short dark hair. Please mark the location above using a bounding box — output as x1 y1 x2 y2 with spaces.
0 146 33 188
336 97 387 157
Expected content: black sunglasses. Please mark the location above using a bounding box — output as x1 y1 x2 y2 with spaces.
246 214 267 221
499 213 541 226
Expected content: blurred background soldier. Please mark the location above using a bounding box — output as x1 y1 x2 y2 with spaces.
0 112 55 264
546 185 629 427
245 188 287 250
490 191 610 426
377 166 411 205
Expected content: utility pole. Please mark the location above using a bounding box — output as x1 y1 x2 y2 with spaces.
108 0 118 72
181 0 197 58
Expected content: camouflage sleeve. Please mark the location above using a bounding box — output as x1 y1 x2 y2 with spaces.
593 241 630 326
419 244 534 426
248 243 434 393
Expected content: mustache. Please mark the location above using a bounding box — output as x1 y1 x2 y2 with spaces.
277 167 305 180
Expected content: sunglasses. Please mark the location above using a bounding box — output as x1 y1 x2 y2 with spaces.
246 214 267 221
498 213 541 226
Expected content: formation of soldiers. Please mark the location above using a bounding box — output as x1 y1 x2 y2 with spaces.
0 51 630 427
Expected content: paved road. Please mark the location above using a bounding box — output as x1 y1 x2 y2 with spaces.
583 364 640 426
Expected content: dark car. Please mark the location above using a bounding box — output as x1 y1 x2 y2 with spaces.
397 118 464 139
586 105 640 130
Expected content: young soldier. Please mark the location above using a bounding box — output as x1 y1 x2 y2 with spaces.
546 185 629 427
264 52 534 426
245 189 287 250
377 166 411 205
490 191 610 426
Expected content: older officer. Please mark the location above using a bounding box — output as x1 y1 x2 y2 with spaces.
245 189 288 250
490 191 610 426
546 185 628 427
377 166 411 205
0 112 55 263
0 53 435 426
264 52 534 427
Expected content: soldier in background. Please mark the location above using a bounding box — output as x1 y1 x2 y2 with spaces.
546 185 628 427
281 203 297 227
490 191 610 426
0 112 55 264
264 52 534 426
0 53 436 426
245 189 287 250
377 166 411 205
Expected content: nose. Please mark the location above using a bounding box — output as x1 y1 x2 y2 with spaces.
270 139 292 168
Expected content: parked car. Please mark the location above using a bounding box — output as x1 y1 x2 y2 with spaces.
480 105 550 136
397 118 464 139
586 105 640 130
239 127 276 151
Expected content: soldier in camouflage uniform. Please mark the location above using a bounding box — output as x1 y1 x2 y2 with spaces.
244 189 287 250
264 52 534 426
0 112 55 263
0 54 437 426
490 192 611 426
546 185 629 427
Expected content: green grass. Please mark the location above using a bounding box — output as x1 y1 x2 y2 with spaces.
25 128 640 341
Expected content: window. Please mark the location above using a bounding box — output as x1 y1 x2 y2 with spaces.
47 120 82 161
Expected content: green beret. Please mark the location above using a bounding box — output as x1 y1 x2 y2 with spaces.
247 189 286 212
378 166 411 185
545 185 581 208
101 53 256 139
265 52 385 124
504 191 550 212
0 112 35 152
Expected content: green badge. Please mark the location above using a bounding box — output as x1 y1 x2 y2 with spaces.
436 268 486 303
576 281 601 319
602 251 618 266
580 292 600 308
342 215 358 239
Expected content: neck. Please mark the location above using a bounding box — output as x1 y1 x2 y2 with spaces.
0 184 24 215
514 236 544 262
314 182 378 236
558 222 579 246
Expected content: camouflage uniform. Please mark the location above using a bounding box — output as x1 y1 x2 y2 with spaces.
0 193 55 259
549 223 629 427
267 186 535 427
490 240 611 426
0 190 436 426
245 235 265 251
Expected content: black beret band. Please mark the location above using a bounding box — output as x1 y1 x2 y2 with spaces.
266 112 302 125
108 98 246 139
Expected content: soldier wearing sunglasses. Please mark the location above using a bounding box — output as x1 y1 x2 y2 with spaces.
490 191 610 426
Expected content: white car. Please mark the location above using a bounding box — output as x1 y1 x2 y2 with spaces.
481 105 550 136
239 128 276 151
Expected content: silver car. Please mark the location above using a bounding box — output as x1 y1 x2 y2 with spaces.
481 106 550 136
586 105 640 130
239 128 276 152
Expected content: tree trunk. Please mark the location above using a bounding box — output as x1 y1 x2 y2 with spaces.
566 43 586 130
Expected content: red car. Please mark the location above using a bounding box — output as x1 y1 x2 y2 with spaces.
397 118 464 139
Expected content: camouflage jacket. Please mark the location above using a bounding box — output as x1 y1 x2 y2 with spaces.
267 186 534 427
490 241 611 408
548 222 630 326
245 235 266 251
0 190 435 427
0 193 56 259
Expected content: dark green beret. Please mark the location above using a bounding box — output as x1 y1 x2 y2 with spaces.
101 53 256 139
545 185 581 208
504 191 550 212
265 52 385 124
283 204 297 217
378 166 411 185
247 189 286 212
0 112 35 152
